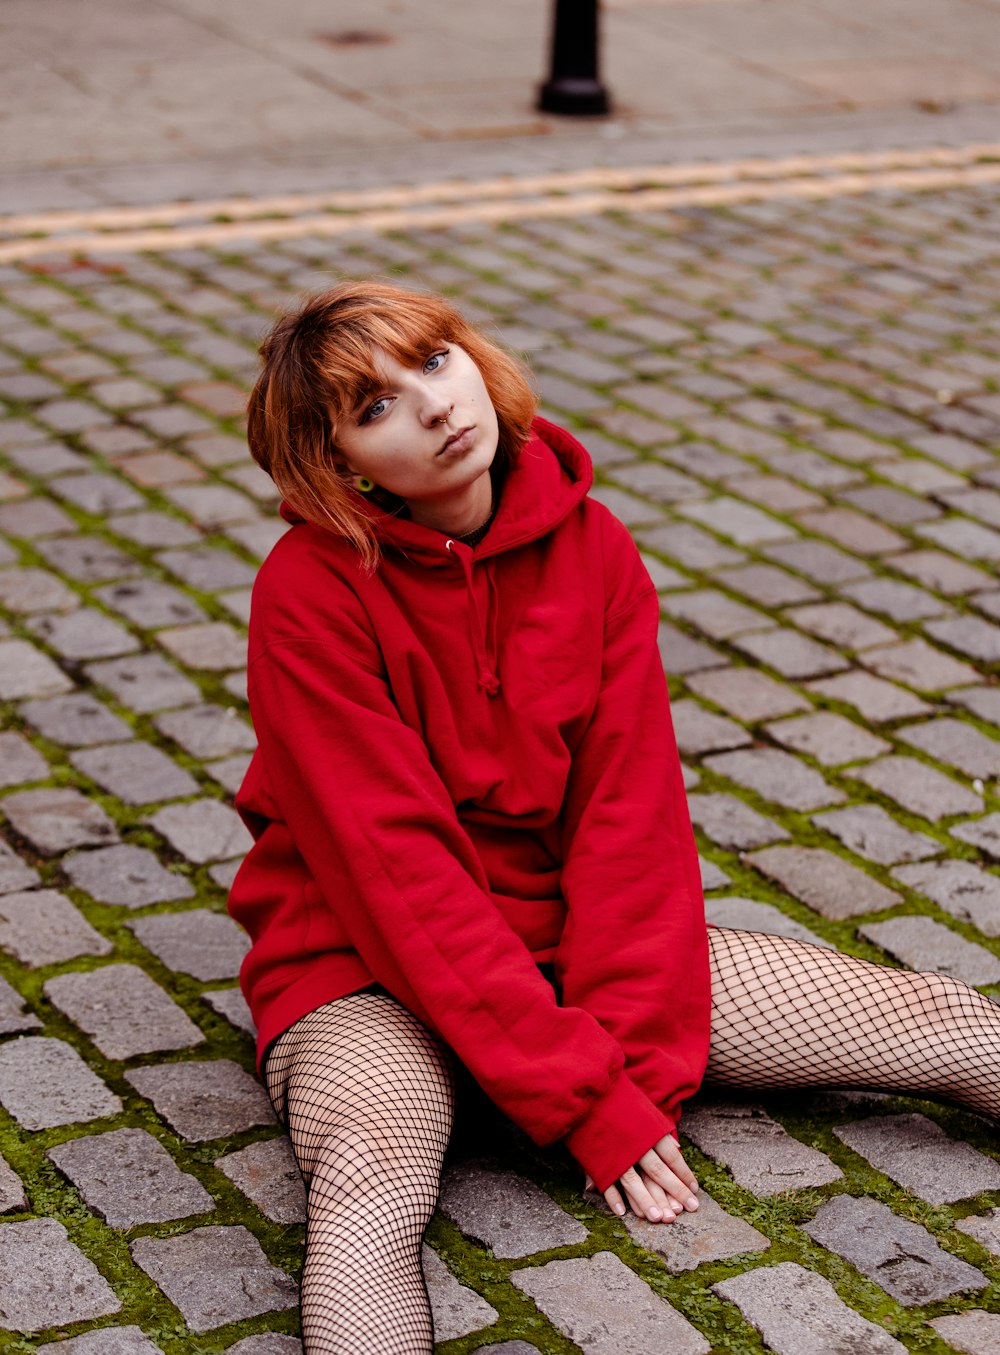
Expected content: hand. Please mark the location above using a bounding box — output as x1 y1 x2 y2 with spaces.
585 1135 699 1224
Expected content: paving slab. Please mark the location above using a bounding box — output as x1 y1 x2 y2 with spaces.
956 1206 1000 1254
63 843 194 907
511 1251 710 1355
763 711 890 766
422 1244 500 1344
897 717 1000 780
0 1217 121 1332
703 896 831 947
147 799 253 863
853 755 983 820
0 638 73 699
807 669 932 722
2 787 120 855
204 985 256 1036
803 1194 987 1304
893 859 1000 936
48 1127 213 1228
216 1136 306 1224
128 908 250 980
439 1160 587 1259
703 748 845 811
746 845 900 919
930 1311 1000 1355
0 887 112 967
713 1262 906 1355
85 652 201 713
0 1036 121 1129
126 1059 275 1140
227 1338 302 1355
624 1189 770 1271
44 964 205 1059
812 803 939 866
686 667 809 721
687 793 789 851
834 1114 1000 1204
681 1101 842 1194
669 699 753 757
859 915 1000 985
70 740 199 804
0 840 40 896
0 731 48 788
17 692 134 746
37 1329 164 1354
952 812 1000 860
0 973 41 1035
154 703 257 758
130 1225 297 1333
0 1151 27 1213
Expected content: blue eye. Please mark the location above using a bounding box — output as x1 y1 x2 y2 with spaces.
360 396 389 424
424 349 449 372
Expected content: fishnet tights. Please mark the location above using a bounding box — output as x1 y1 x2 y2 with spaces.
265 930 1000 1353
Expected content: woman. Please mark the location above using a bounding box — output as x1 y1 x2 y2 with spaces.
229 280 1000 1355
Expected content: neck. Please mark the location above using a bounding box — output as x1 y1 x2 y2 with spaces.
406 469 494 537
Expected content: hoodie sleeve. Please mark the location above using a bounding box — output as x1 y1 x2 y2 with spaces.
247 612 671 1192
555 515 711 1139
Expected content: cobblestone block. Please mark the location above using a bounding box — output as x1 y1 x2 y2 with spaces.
423 1244 499 1343
670 701 752 757
37 1328 164 1353
27 609 140 661
0 563 76 612
841 484 940 525
686 668 809 721
0 639 73 699
841 576 951 621
3 787 119 854
891 549 994 595
158 621 247 671
207 752 253 793
86 653 200 714
45 964 205 1059
918 516 1000 561
439 1160 587 1258
184 431 252 467
681 1101 842 1194
0 841 39 895
956 1207 1000 1253
95 579 207 629
806 1194 987 1304
64 844 194 906
156 546 257 591
745 845 900 919
950 685 1000 725
47 1127 213 1228
51 472 145 514
217 587 253 625
148 799 252 863
807 670 931 722
129 909 249 980
130 1225 297 1332
930 1311 1000 1355
624 1190 769 1271
0 731 47 787
834 1114 1000 1204
786 602 897 652
862 639 980 692
854 756 983 820
0 501 75 541
639 521 745 571
209 859 243 889
862 915 1000 984
764 538 871 585
19 692 132 746
898 719 1000 780
703 896 830 946
715 562 819 606
511 1251 710 1355
38 398 114 433
703 749 845 811
108 511 201 549
0 1036 121 1129
0 1217 121 1332
812 804 938 865
687 794 789 850
0 888 112 967
952 812 1000 859
607 460 705 504
678 496 793 545
71 740 198 805
126 1060 275 1140
154 703 257 758
699 855 728 890
164 484 258 528
216 1137 306 1224
764 712 889 767
713 1262 905 1355
204 986 255 1035
0 1150 27 1212
893 860 1000 936
660 589 773 640
227 1338 302 1355
927 614 1000 664
733 628 849 680
656 622 726 675
0 974 41 1034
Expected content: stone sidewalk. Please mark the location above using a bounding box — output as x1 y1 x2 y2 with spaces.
0 169 999 1354
6 0 1000 211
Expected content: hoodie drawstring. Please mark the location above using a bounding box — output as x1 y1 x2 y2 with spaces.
446 541 501 696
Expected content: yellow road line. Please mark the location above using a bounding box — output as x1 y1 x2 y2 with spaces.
2 153 1000 263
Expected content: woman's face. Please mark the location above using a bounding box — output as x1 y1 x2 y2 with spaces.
333 344 499 508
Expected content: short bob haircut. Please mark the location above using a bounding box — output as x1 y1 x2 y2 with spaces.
247 280 538 569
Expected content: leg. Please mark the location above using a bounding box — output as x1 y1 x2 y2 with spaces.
265 991 457 1355
706 927 1000 1120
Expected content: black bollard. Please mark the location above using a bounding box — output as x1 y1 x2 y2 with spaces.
538 0 611 116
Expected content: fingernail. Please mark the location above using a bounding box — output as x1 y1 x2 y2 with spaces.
614 1202 626 1216
647 1208 662 1221
686 1197 699 1210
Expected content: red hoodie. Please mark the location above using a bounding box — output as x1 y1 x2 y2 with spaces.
229 416 710 1192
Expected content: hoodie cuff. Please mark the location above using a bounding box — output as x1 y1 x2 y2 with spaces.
563 1073 674 1193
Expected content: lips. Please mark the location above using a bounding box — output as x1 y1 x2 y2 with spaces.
438 426 475 456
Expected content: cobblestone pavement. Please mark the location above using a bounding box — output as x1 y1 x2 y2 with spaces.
0 173 999 1354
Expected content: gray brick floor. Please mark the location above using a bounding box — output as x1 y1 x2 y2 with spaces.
0 177 999 1354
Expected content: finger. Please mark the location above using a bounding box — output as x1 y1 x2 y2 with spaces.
636 1151 699 1210
652 1136 699 1192
638 1174 677 1222
602 1184 626 1217
618 1166 666 1222
584 1174 594 1192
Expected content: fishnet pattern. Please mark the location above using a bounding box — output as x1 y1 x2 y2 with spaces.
264 992 456 1355
707 927 1000 1119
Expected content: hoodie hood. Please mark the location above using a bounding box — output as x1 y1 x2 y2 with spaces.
278 414 594 567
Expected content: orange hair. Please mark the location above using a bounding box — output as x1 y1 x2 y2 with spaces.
247 280 538 569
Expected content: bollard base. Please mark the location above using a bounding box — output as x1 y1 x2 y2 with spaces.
537 78 610 116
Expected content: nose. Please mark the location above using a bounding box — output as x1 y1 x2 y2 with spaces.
421 385 453 428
